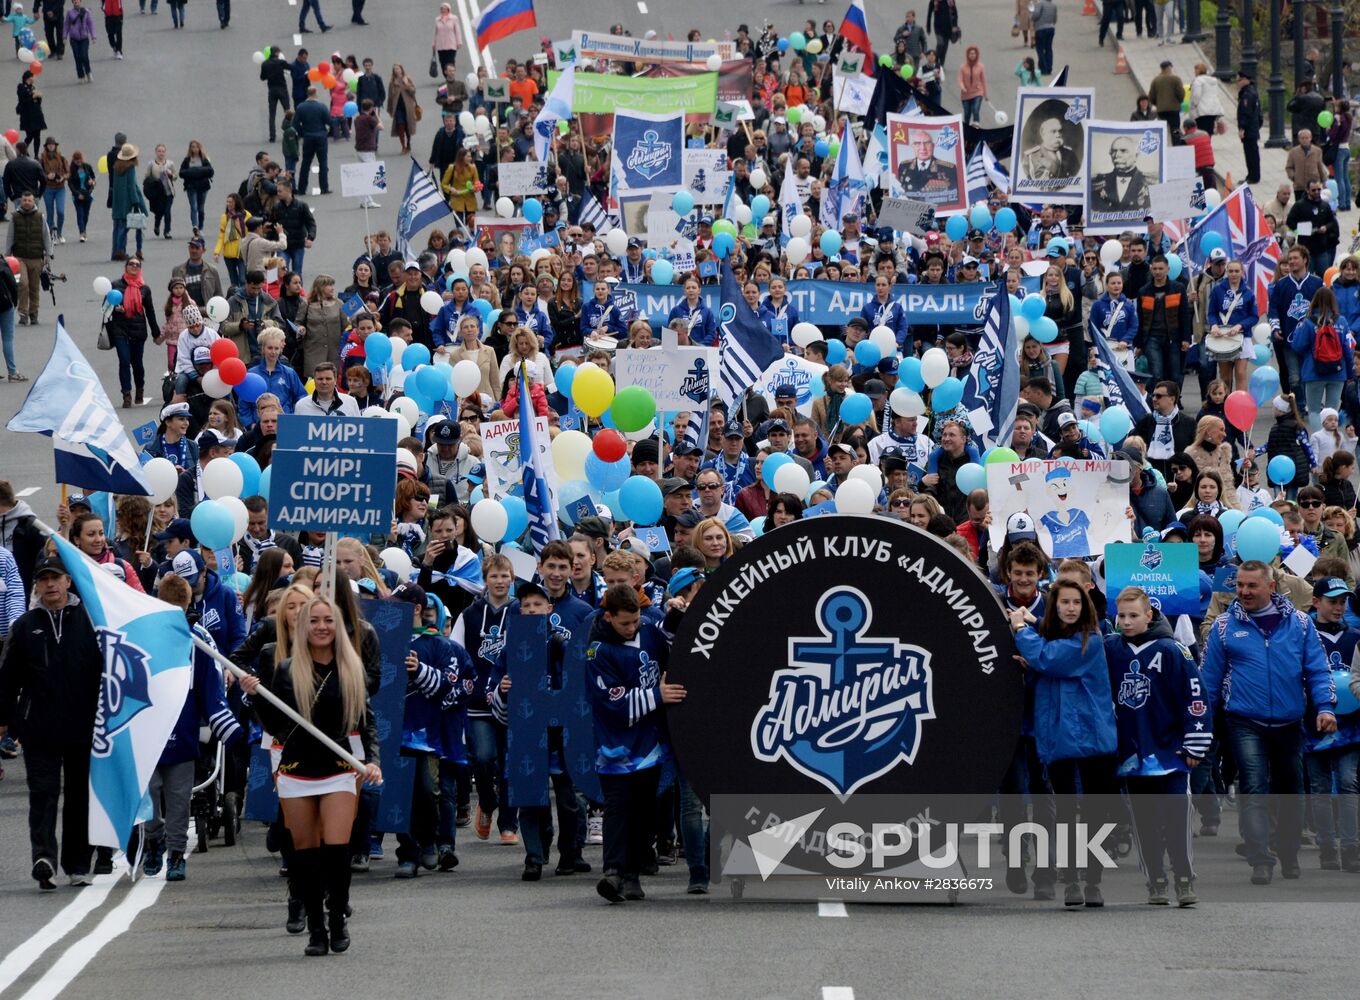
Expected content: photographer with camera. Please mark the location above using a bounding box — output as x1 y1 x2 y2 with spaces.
6 189 51 328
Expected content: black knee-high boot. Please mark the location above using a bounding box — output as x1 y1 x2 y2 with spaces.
296 848 328 956
280 825 304 934
323 844 351 953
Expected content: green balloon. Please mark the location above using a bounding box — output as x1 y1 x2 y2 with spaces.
1318 110 1335 129
263 46 271 58
878 54 893 68
610 386 657 433
347 77 358 92
900 63 914 80
787 106 803 125
712 219 738 238
558 119 571 134
828 141 841 158
741 223 758 238
985 447 1020 465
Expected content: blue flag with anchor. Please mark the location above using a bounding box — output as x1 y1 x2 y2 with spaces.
611 108 684 197
395 157 453 256
519 363 560 555
958 285 1017 448
50 534 192 849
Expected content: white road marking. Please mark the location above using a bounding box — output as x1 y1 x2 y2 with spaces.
311 188 322 197
637 1 648 12
15 486 40 497
293 33 302 45
455 0 482 72
464 0 496 76
19 878 166 1000
817 900 848 917
822 989 855 1000
0 876 119 995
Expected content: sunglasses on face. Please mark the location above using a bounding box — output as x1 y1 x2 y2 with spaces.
890 499 911 508
1300 500 1324 509
697 482 723 491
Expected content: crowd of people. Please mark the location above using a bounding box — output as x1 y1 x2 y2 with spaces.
0 0 1357 961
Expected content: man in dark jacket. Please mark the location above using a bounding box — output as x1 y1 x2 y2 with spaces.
170 236 225 308
268 179 316 275
0 557 107 889
259 46 291 143
355 57 385 108
1286 179 1340 275
1134 380 1197 479
0 481 44 594
1134 255 1193 385
428 108 464 181
293 88 332 196
290 49 311 106
1237 69 1263 184
2 144 45 210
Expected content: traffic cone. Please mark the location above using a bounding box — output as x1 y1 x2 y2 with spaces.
1114 45 1129 74
1083 0 1096 14
1224 171 1235 192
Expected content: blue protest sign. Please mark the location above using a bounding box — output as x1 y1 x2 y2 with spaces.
243 740 279 822
1212 564 1238 594
275 413 398 452
361 597 416 834
612 108 685 195
805 500 838 517
268 449 397 533
1103 542 1201 616
565 494 598 524
131 419 157 451
631 525 671 555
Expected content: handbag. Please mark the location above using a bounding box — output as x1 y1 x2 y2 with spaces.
97 319 112 351
414 103 424 122
428 51 439 78
950 26 962 42
126 210 148 230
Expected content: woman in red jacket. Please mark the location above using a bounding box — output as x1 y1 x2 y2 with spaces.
958 45 988 128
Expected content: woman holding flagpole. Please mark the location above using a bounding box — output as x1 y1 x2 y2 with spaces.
240 596 381 957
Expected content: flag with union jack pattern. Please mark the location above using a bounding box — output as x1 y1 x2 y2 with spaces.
1168 186 1279 316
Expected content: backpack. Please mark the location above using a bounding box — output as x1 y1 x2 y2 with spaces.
1313 322 1343 376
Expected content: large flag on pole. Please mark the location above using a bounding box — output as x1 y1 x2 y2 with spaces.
960 288 1017 448
577 191 616 233
819 122 865 231
1172 185 1278 315
7 319 152 495
965 143 989 207
475 0 537 49
1090 330 1151 422
838 0 875 76
533 65 575 163
48 533 193 849
518 364 559 555
716 262 783 407
395 157 453 256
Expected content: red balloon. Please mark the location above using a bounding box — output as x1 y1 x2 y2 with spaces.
218 357 248 386
29 61 42 76
592 428 628 463
1224 390 1257 432
209 339 238 365
2 130 16 145
4 256 17 275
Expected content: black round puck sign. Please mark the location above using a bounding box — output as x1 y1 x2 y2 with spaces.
667 516 1022 802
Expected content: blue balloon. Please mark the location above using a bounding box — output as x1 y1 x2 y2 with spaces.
364 332 392 362
955 462 987 494
819 230 842 256
776 37 789 52
1167 255 1184 281
825 339 847 365
556 361 577 398
229 453 262 498
105 289 123 307
930 376 964 412
1253 343 1272 366
1337 674 1360 715
1248 506 1285 527
750 194 770 222
642 248 657 261
343 100 358 118
1048 238 1068 257
945 215 968 241
600 488 623 513
1020 295 1047 322
190 500 236 550
898 355 924 392
994 207 1017 233
712 232 735 258
814 139 830 158
619 475 663 526
750 515 767 537
500 496 528 541
522 199 543 224
258 465 272 503
1008 294 1024 315
1031 315 1059 344
236 371 267 403
1267 454 1296 485
672 190 695 216
853 340 882 366
969 203 993 232
585 452 630 492
763 452 793 490
402 342 431 370
651 259 674 284
839 393 872 425
1235 516 1282 563
1217 508 1245 538
1200 232 1225 256
416 365 447 400
469 485 485 504
1248 365 1280 405
1100 406 1132 445
471 298 493 320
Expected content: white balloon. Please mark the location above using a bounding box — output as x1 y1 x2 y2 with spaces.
342 68 358 83
379 546 414 581
459 111 476 132
1012 315 1030 340
465 247 489 271
495 197 515 219
446 248 467 272
390 368 410 391
389 336 407 364
833 478 875 515
201 370 232 398
251 51 266 66
811 115 826 134
773 462 811 499
205 296 230 323
790 215 812 239
791 322 823 348
92 275 113 298
420 290 444 315
890 387 926 417
1253 321 1272 344
452 359 482 397
551 430 593 481
1322 188 1334 203
734 203 752 225
994 110 1010 125
605 229 629 257
471 497 509 543
920 347 950 388
465 72 480 91
750 168 768 190
1100 239 1124 267
17 48 34 64
869 325 898 358
705 53 722 71
202 458 244 500
1203 188 1223 210
389 411 413 441
391 396 422 424
361 405 388 419
217 495 250 543
846 464 884 494
142 457 180 504
786 236 810 266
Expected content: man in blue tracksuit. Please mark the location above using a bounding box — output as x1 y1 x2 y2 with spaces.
1107 588 1212 907
1200 560 1337 884
588 583 682 903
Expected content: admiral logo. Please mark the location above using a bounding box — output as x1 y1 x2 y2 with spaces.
91 627 154 757
478 624 506 662
1117 662 1152 710
626 129 673 181
751 588 935 797
679 357 711 403
1139 544 1164 570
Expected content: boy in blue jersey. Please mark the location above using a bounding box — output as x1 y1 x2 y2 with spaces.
1108 587 1211 906
589 583 685 903
1305 577 1360 872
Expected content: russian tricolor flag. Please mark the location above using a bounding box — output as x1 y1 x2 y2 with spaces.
475 0 537 50
839 0 875 75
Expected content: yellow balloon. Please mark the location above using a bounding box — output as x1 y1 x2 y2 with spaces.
305 378 315 394
97 154 108 174
551 429 593 481
571 365 615 418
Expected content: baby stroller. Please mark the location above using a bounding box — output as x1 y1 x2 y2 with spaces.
191 660 242 853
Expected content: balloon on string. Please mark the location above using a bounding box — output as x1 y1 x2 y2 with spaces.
552 431 593 482
1203 188 1222 210
228 453 262 498
785 236 810 266
218 358 247 386
750 194 770 221
500 496 528 541
790 214 812 238
202 458 244 500
585 452 631 493
1031 315 1059 343
839 392 872 425
92 275 112 297
791 322 822 348
889 386 926 417
819 230 842 256
945 215 968 241
762 452 793 489
955 463 987 494
343 100 358 118
651 259 675 284
1224 390 1257 431
105 289 123 307
1318 109 1336 129
919 347 949 388
1253 343 1272 365
495 197 515 218
209 339 238 365
572 365 615 417
897 355 924 392
712 219 737 238
379 547 415 581
1267 455 1296 485
1200 232 1226 256
522 199 543 225
1020 295 1047 322
1012 315 1030 340
1218 508 1246 538
592 428 627 463
868 325 898 358
789 31 807 50
610 386 656 432
201 370 232 398
142 457 180 504
190 499 236 550
450 359 482 398
1248 365 1280 405
776 37 790 53
471 498 509 543
1100 239 1124 267
205 295 230 322
1249 506 1284 527
712 232 735 258
994 207 1017 233
619 476 663 525
930 376 964 412
18 47 34 64
236 371 267 403
847 464 883 495
1235 516 1282 562
853 340 881 367
750 516 767 537
390 396 422 426
825 338 847 365
1166 255 1184 281
815 138 830 158
772 462 811 499
1099 405 1132 445
402 342 432 369
418 290 443 316
671 190 694 217
415 365 447 401
985 447 1019 465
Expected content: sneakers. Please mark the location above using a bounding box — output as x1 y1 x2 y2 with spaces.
1083 884 1104 908
586 813 603 845
437 847 459 871
1174 878 1198 907
165 853 186 882
115 51 124 59
32 858 56 891
596 874 625 903
621 875 645 900
655 842 677 866
1342 847 1360 873
420 848 438 871
368 836 383 861
1280 859 1301 880
1320 846 1340 870
687 880 710 894
69 871 93 887
394 861 419 879
1147 878 1169 905
456 805 471 828
0 735 20 758
1032 882 1056 901
350 853 369 873
143 844 165 877
1005 866 1028 895
473 805 492 840
522 862 542 881
555 856 591 875
1198 823 1218 837
94 851 114 876
1251 863 1273 885
499 830 519 846
1063 882 1084 907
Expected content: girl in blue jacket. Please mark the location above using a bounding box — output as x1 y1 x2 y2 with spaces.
1012 578 1117 908
1290 285 1355 430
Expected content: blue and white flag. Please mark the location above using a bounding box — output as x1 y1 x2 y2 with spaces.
7 319 152 495
396 157 453 256
717 262 784 407
961 287 1017 448
518 364 559 555
779 153 801 239
577 191 616 234
431 545 485 593
981 141 1010 194
611 108 684 198
1091 329 1151 422
965 143 989 207
819 122 866 231
50 534 192 849
863 123 890 190
533 65 575 163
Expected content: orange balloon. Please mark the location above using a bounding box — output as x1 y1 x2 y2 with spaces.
321 75 335 90
29 61 42 76
1324 265 1339 287
306 67 321 82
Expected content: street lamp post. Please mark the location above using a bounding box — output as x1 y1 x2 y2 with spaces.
1183 0 1207 44
1214 0 1233 80
1241 0 1258 83
1330 0 1345 97
1265 0 1288 148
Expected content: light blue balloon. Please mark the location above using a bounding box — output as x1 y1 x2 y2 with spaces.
853 340 881 366
556 361 577 398
1235 517 1282 563
1031 315 1059 343
229 452 262 498
500 496 528 540
364 332 392 362
365 353 388 376
825 339 847 365
416 365 447 400
402 342 432 370
819 230 842 256
585 452 631 492
751 515 767 537
945 215 968 241
651 259 675 285
601 488 623 513
105 289 124 307
930 376 964 412
814 139 830 158
523 199 544 224
969 203 993 232
898 355 924 392
471 297 493 320
1008 293 1024 315
994 207 1017 233
672 190 695 216
839 393 872 425
1248 365 1280 405
763 452 794 489
1248 506 1285 527
955 462 986 493
343 100 358 118
1267 454 1296 485
1253 343 1272 366
1200 232 1225 256
750 194 770 221
470 484 485 504
257 465 273 502
1217 508 1245 538
619 476 663 526
1020 295 1047 322
1100 405 1132 445
190 500 235 550
1167 255 1184 281
712 232 735 258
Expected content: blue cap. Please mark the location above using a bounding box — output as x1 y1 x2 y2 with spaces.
1314 577 1351 599
667 566 705 596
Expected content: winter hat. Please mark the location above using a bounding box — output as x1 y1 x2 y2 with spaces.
1271 396 1291 414
182 303 203 327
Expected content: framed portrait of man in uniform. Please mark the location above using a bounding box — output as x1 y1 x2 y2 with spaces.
1010 87 1094 205
1083 120 1167 235
886 113 968 216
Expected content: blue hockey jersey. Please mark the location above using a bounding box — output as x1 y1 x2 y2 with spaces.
159 625 243 766
1306 616 1360 753
402 630 473 763
452 596 514 719
585 614 670 775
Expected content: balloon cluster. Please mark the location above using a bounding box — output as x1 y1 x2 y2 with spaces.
143 450 264 550
16 28 45 76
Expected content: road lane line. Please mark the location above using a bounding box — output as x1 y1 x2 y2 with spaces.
822 989 855 1000
637 2 648 12
19 878 165 1000
464 0 496 76
0 876 119 995
15 487 40 497
818 900 848 917
455 0 482 72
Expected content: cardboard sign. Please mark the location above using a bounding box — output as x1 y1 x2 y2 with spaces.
615 328 718 409
1103 541 1201 616
482 78 509 103
986 459 1134 557
877 195 936 236
497 161 550 197
340 160 388 198
481 415 555 497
